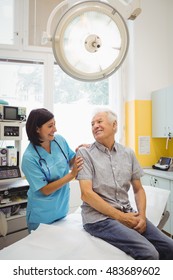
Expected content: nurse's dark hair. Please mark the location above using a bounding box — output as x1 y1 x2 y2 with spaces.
26 108 54 146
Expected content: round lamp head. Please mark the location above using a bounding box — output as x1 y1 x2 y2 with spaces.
52 1 129 81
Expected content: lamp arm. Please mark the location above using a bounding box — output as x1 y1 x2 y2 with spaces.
106 0 141 20
42 0 141 44
42 0 81 44
42 0 69 44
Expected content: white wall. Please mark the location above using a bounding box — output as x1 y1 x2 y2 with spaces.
124 0 173 101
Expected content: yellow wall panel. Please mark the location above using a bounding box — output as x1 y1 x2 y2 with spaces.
125 100 173 168
125 101 135 150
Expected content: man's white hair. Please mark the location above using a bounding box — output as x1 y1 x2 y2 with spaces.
92 107 117 123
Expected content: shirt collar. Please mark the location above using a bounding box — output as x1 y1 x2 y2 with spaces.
95 141 117 153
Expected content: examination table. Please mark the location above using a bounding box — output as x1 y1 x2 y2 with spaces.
0 184 170 260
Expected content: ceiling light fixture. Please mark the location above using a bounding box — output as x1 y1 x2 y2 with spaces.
42 0 141 81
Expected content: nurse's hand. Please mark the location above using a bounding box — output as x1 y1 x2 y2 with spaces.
71 156 83 178
75 144 90 152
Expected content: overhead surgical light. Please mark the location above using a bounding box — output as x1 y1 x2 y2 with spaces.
42 0 141 81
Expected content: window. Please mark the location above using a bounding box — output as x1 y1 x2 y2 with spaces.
0 0 19 46
0 59 44 108
0 59 44 156
0 58 121 154
53 64 120 150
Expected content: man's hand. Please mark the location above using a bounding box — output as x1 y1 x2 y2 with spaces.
133 214 147 233
120 212 140 228
120 212 146 233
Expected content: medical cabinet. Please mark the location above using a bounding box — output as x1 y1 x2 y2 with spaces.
141 168 173 237
0 179 29 249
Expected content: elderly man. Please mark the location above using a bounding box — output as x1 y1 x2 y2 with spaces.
76 108 173 260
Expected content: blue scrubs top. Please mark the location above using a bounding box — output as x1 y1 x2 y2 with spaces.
21 134 75 224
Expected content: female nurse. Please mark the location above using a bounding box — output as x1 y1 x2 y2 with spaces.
21 108 83 233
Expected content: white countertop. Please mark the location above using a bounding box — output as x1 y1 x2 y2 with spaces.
143 168 173 180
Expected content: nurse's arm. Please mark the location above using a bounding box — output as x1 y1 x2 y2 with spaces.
40 156 83 195
40 172 74 195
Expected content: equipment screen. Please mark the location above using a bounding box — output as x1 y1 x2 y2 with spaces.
4 107 17 120
160 157 171 165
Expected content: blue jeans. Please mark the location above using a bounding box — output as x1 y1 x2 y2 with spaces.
84 218 173 260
